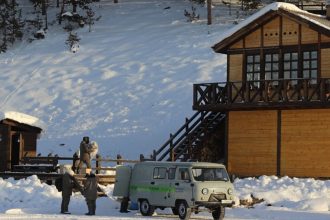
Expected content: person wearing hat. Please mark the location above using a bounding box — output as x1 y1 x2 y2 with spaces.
83 172 99 215
60 169 82 214
77 136 93 174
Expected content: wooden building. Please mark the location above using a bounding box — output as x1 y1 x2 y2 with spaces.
0 112 42 171
191 2 330 178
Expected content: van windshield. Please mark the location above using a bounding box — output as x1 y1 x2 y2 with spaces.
192 168 229 182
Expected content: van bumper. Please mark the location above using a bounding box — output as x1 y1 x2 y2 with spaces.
195 200 234 207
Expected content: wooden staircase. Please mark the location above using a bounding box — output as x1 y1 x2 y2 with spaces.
150 111 226 162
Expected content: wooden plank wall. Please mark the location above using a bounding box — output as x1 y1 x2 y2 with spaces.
281 109 330 177
229 54 243 81
0 124 10 172
321 48 330 78
245 29 261 48
282 17 298 45
263 16 280 47
301 25 318 44
228 110 277 176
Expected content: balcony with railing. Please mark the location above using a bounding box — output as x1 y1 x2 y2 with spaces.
193 78 330 111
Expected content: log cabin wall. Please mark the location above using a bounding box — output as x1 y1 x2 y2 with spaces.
227 110 277 176
281 109 330 178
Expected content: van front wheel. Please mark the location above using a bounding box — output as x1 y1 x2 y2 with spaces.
212 206 225 220
139 199 155 216
176 200 191 220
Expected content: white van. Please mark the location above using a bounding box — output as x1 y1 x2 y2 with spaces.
113 161 235 220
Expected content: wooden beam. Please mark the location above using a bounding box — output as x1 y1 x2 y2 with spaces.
277 110 281 176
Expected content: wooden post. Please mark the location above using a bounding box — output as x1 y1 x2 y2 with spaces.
95 154 101 174
207 0 212 25
170 133 174 161
72 0 77 13
114 0 118 3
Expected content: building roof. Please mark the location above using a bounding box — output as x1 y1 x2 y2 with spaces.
213 2 330 53
0 111 44 131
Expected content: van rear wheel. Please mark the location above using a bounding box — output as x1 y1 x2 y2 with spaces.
212 206 225 220
139 199 155 216
176 200 191 220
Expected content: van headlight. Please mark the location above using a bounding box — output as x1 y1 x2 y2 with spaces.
227 188 233 195
201 188 209 195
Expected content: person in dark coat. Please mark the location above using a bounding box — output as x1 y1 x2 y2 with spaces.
83 172 98 215
71 151 80 174
61 170 82 214
77 136 93 174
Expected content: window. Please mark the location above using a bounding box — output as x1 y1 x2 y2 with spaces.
168 168 176 179
244 49 319 85
303 51 318 84
246 54 260 87
178 168 190 181
153 167 166 179
283 52 298 84
265 53 279 85
192 168 229 181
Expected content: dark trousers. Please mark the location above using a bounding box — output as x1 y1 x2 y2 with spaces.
86 199 96 214
61 196 71 213
77 159 91 172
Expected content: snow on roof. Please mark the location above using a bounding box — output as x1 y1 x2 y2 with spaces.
0 111 44 130
214 2 330 47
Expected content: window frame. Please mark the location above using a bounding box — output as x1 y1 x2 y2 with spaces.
244 48 319 84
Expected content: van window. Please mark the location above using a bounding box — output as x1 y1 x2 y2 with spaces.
168 168 176 179
153 167 166 179
178 168 190 181
192 168 229 181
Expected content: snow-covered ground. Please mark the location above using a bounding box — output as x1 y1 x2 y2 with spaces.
0 0 233 159
1 0 330 219
0 175 330 219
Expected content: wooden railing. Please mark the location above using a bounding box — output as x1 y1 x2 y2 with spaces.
150 111 207 161
7 154 140 185
193 78 330 111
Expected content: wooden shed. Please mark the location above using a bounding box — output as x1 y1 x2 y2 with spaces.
0 112 42 171
151 2 330 179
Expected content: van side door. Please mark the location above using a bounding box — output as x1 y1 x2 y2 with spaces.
149 166 168 206
174 167 194 206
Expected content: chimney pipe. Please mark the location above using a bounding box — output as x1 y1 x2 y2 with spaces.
327 0 330 20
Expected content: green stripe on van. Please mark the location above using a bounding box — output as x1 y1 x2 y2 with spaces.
130 185 175 193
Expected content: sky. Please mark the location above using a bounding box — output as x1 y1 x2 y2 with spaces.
1 0 330 219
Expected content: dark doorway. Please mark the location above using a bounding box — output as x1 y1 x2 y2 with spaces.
11 133 21 169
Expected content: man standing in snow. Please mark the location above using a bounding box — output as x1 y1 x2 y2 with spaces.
61 170 82 214
83 172 99 215
77 136 93 174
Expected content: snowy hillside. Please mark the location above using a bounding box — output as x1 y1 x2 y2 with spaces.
0 0 235 159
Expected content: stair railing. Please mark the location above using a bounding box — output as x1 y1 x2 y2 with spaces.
171 112 226 161
153 111 208 161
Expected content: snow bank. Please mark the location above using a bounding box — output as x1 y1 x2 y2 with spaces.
1 175 329 215
234 175 330 212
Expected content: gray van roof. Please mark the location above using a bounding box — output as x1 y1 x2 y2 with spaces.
136 161 226 168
